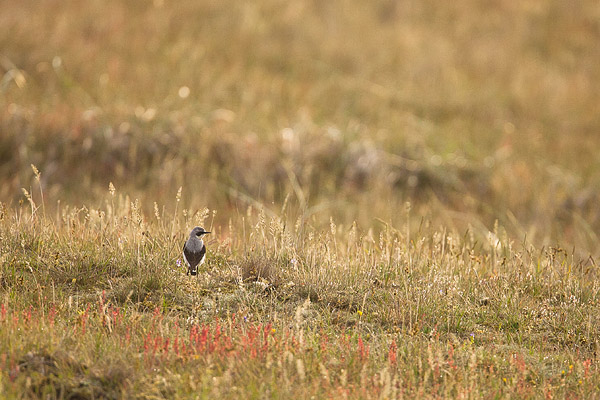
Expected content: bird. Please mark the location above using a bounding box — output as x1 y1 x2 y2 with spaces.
183 226 211 276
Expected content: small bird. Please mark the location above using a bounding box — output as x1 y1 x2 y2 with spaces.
183 227 211 276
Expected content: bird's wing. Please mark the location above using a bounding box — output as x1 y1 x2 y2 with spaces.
199 244 206 264
182 243 190 266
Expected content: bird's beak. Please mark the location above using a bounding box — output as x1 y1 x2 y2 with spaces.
205 231 211 234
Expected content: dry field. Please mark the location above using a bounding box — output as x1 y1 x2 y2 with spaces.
1 0 600 398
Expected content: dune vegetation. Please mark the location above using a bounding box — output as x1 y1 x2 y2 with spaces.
1 0 600 398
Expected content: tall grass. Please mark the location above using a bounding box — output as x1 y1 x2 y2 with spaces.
2 0 600 253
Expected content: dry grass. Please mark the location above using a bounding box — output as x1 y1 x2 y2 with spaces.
1 192 599 398
1 0 600 398
2 0 600 252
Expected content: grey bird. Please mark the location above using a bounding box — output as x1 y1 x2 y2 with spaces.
183 227 211 276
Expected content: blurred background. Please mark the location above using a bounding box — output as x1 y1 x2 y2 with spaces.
1 0 600 253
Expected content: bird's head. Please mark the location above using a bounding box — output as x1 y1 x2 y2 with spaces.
190 226 211 237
